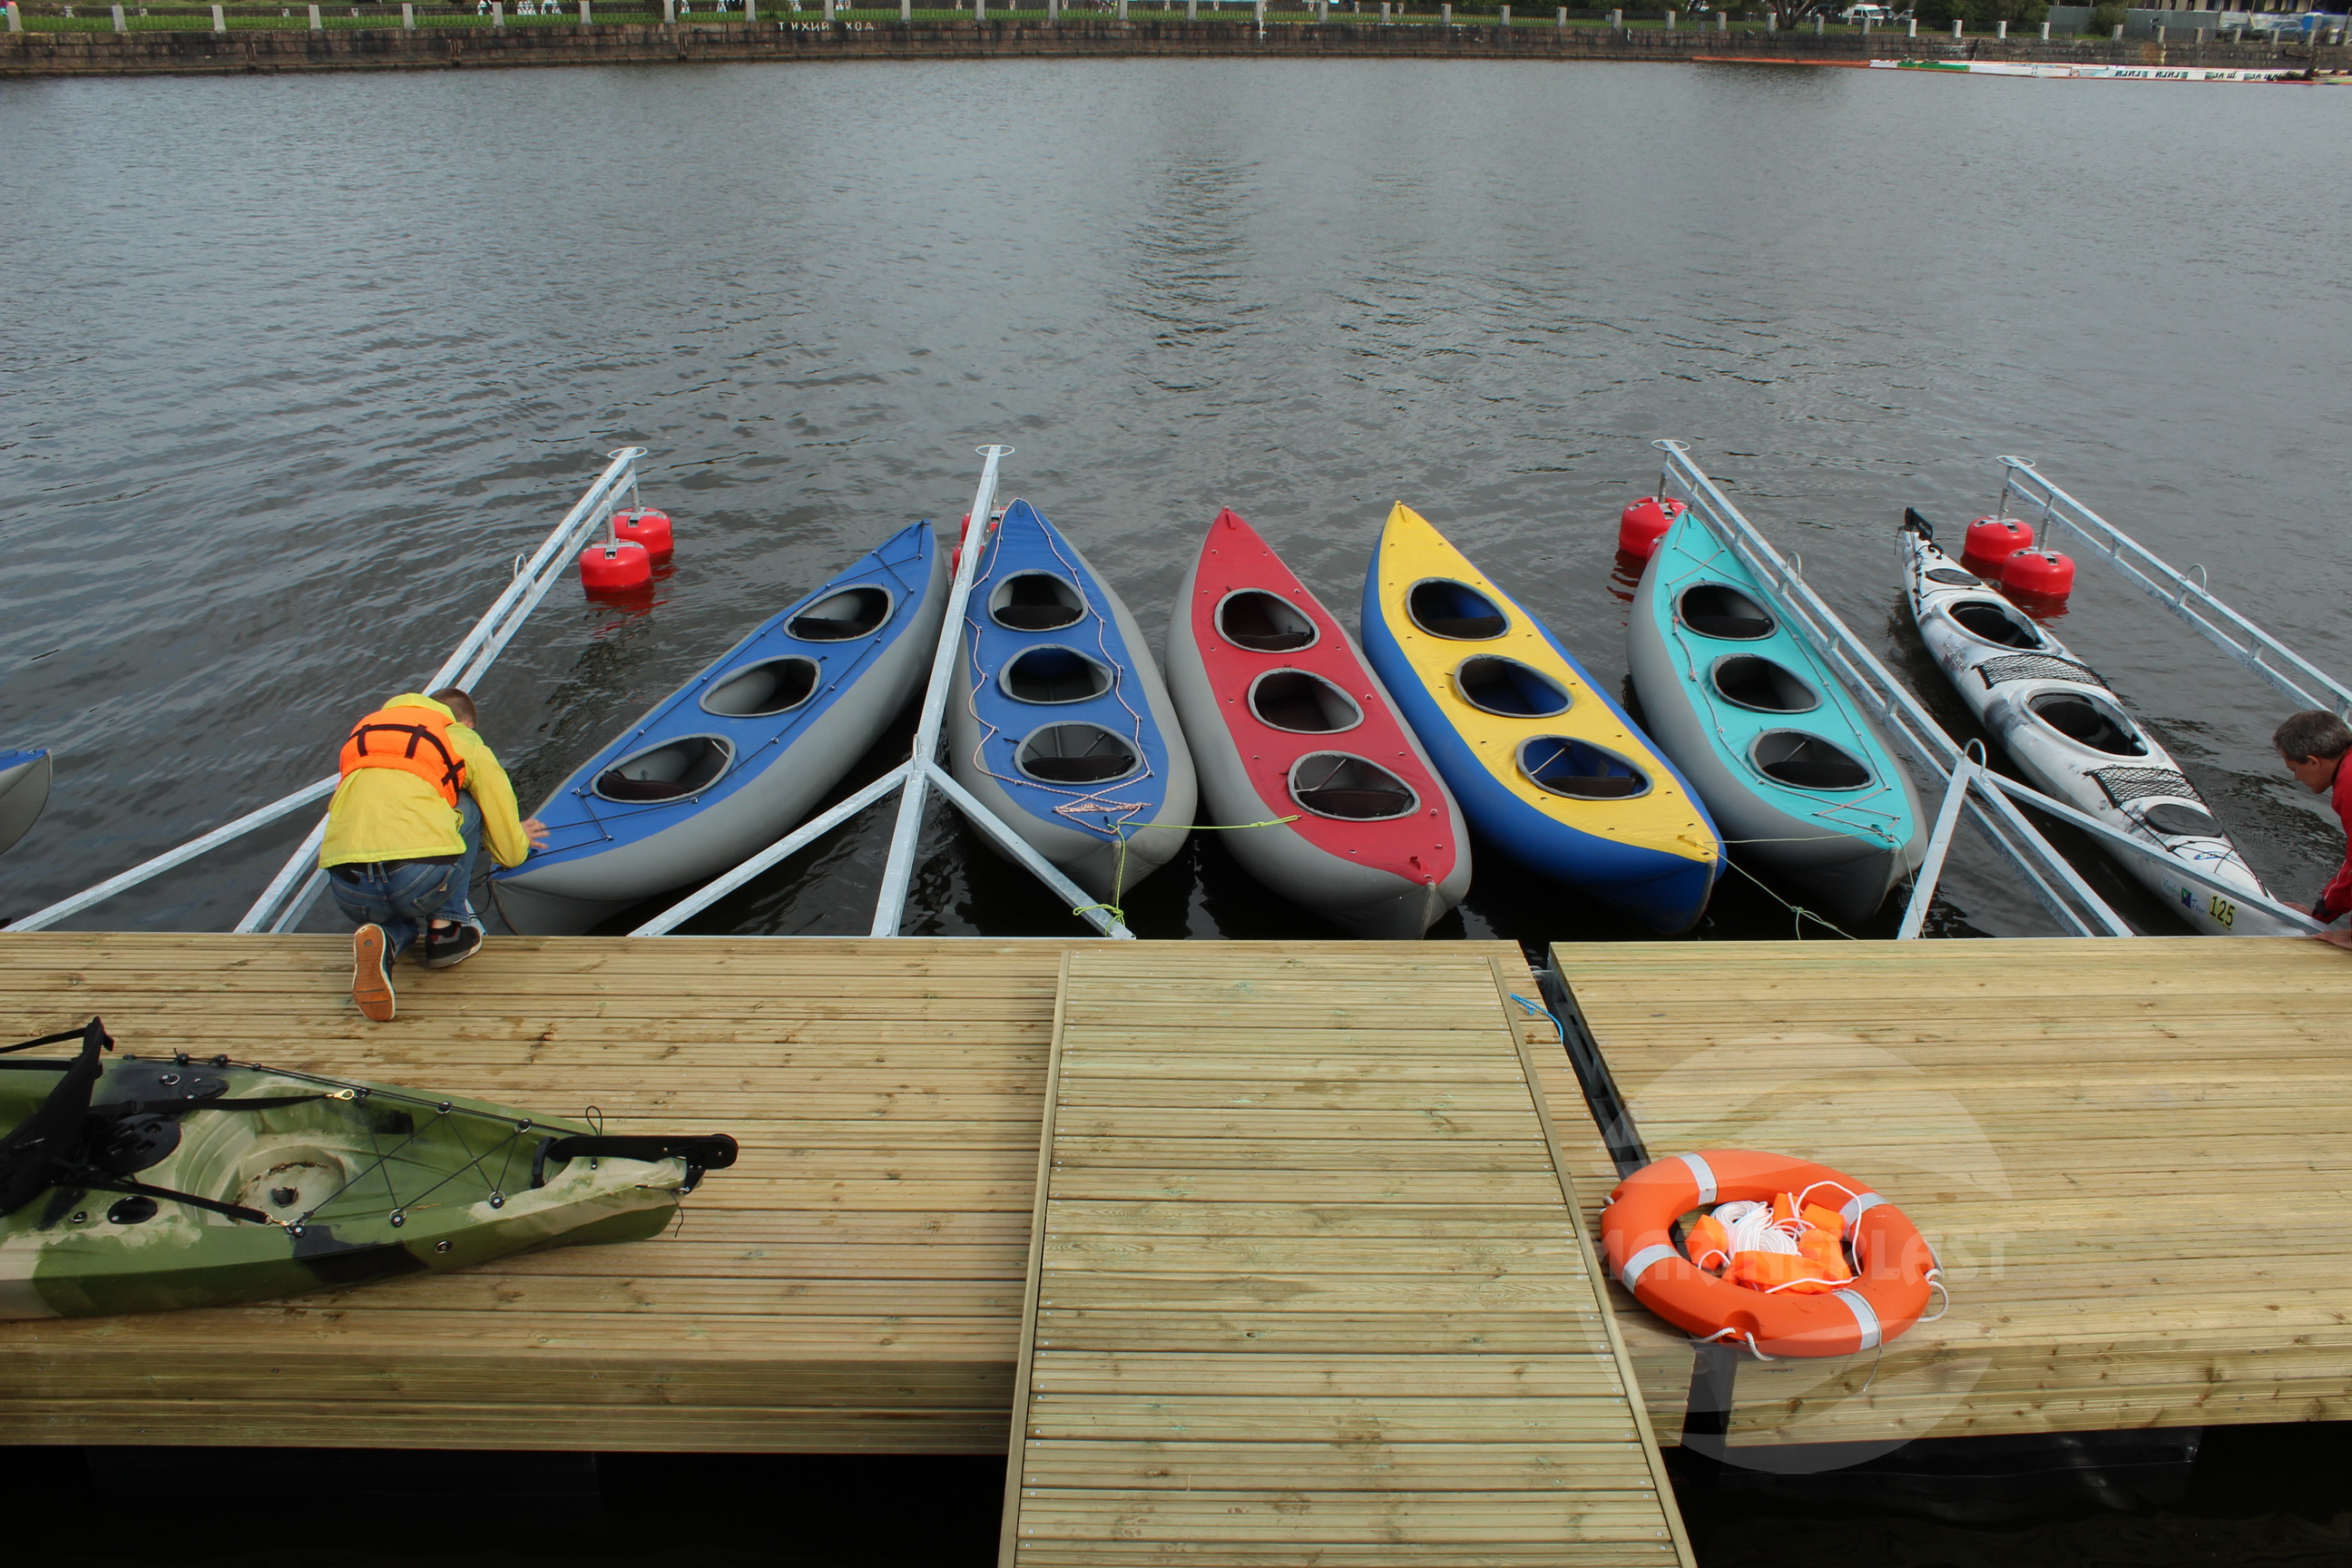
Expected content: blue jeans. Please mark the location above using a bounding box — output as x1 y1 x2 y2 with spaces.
328 795 484 957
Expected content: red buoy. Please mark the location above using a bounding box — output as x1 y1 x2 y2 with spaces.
2003 547 2075 600
1619 496 1686 561
1963 515 2034 567
580 540 653 594
613 508 674 564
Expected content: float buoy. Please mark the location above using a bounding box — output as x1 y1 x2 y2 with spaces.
1618 496 1686 562
1962 514 2034 568
613 508 675 564
1601 1148 1939 1358
579 540 653 594
2002 546 2075 601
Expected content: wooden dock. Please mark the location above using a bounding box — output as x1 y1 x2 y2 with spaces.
1553 936 2352 1450
997 946 1690 1567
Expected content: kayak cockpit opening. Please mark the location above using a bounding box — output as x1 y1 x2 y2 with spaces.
1015 723 1140 785
1408 580 1508 641
1289 753 1418 820
1455 656 1571 719
2027 691 2147 757
1519 738 1651 800
1250 671 1363 734
593 736 734 802
1752 730 1872 789
701 656 820 718
1217 590 1318 652
1003 646 1114 705
2140 801 2223 838
1678 583 1776 641
1948 599 2043 650
1712 655 1821 714
991 573 1086 632
788 585 892 642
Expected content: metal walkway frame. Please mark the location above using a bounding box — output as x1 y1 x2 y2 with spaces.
1651 441 2321 939
13 446 1132 942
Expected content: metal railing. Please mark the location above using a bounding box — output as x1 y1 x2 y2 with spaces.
1993 456 2352 720
1654 441 2325 939
11 448 651 935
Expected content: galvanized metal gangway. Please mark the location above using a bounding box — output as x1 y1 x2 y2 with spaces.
1651 442 2323 938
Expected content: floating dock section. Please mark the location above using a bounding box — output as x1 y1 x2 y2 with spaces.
1553 936 2352 1447
998 945 1689 1565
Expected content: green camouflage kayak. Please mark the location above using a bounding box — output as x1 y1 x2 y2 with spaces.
0 1018 737 1319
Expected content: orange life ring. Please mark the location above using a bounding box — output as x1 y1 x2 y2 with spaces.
1600 1149 1938 1358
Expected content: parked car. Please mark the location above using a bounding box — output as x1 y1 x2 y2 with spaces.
1840 3 1893 18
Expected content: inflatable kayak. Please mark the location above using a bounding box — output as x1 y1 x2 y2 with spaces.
0 749 50 859
1901 514 2293 936
1630 509 1925 923
1165 508 1471 938
1361 503 1722 933
495 521 947 934
946 499 1197 906
0 1017 736 1319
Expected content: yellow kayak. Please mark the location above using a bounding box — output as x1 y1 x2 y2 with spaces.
1358 503 1722 932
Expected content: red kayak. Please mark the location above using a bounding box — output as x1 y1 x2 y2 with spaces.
1164 508 1471 938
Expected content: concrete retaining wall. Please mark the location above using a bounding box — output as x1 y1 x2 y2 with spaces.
0 18 2332 74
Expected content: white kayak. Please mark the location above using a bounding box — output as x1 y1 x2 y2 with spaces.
1900 515 2293 936
0 750 50 859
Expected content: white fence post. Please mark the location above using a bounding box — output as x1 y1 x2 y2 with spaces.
1187 0 1197 16
662 0 672 20
1662 5 1671 25
901 0 911 16
307 3 321 26
399 0 412 22
4 4 20 31
215 2 229 26
111 3 126 29
489 0 502 22
1950 15 1959 34
1607 7 1619 25
1440 0 1449 20
1498 3 1507 22
580 0 590 21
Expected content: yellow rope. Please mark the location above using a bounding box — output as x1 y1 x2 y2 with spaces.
1070 816 1305 929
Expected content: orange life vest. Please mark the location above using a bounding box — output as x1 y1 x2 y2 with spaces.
338 705 466 807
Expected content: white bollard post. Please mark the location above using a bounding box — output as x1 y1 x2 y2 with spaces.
4 3 20 31
1046 0 1056 17
1906 15 1914 34
1950 16 1959 35
663 0 673 22
1994 17 2004 35
1252 0 1261 23
822 0 832 16
1440 1 1449 20
308 2 321 25
1114 0 1124 15
903 0 912 16
1812 11 1822 31
1556 4 1565 23
1187 0 1196 15
1498 2 1507 23
1662 5 1671 26
216 1 230 26
742 0 752 21
1714 7 1722 28
580 0 590 21
1859 14 1868 31
1766 8 1775 27
111 2 126 28
2109 21 2121 35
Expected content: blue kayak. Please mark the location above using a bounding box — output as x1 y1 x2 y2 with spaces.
493 521 947 933
946 499 1197 905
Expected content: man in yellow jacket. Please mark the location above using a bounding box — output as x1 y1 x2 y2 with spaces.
322 688 546 1021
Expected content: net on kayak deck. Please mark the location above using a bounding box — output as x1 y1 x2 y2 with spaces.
1975 653 2110 691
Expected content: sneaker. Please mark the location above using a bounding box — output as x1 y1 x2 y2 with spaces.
424 921 485 971
351 925 396 1022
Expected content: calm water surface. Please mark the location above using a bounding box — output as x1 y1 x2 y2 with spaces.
4 55 2351 1565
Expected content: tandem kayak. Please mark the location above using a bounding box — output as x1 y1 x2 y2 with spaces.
946 499 1197 906
0 1017 736 1319
0 749 50 859
1900 513 2292 936
1165 507 1471 938
1629 509 1925 924
494 521 947 934
1361 503 1722 933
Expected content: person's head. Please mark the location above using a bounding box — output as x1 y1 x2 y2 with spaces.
2273 710 2350 793
428 687 478 728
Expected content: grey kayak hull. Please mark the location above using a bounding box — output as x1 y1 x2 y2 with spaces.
0 750 50 860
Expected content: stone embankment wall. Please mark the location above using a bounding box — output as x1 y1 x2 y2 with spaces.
1 19 2337 74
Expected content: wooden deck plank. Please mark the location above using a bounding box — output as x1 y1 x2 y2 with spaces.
1549 936 2352 1448
999 946 1691 1568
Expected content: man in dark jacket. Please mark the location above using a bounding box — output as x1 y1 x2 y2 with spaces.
2276 710 2352 951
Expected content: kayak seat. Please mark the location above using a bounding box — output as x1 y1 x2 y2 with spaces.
991 573 1086 632
1408 581 1508 642
2027 693 2146 757
1290 753 1417 820
1455 657 1571 719
1250 671 1363 734
701 656 819 718
1679 583 1776 642
1752 731 1872 790
1948 600 2043 650
1217 591 1317 652
1712 655 1819 714
1520 738 1650 800
1016 723 1140 785
1004 647 1113 705
594 737 734 803
788 587 890 642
